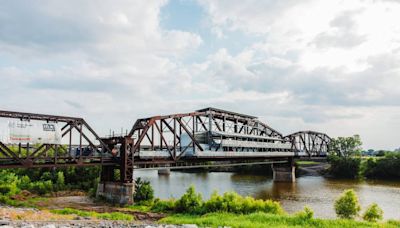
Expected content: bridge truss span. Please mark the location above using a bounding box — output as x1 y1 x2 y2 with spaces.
285 131 331 157
0 110 112 168
127 107 294 162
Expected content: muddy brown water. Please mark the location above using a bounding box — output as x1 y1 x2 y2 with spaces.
135 170 400 219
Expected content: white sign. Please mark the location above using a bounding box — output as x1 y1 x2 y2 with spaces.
7 121 62 144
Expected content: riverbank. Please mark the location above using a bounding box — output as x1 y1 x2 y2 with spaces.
1 203 400 228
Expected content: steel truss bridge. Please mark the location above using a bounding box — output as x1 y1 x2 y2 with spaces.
0 108 331 184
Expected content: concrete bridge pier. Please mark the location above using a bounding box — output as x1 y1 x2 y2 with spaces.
96 136 135 205
96 166 135 205
272 159 296 182
158 164 171 175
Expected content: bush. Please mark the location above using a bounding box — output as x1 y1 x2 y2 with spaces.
295 206 314 220
334 189 361 219
133 178 154 202
364 153 400 179
18 175 31 190
175 186 203 214
29 180 53 195
203 190 284 215
328 155 361 178
55 171 65 191
151 198 176 212
362 203 383 222
0 185 12 195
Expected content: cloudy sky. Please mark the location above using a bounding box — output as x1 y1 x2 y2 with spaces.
1 0 399 150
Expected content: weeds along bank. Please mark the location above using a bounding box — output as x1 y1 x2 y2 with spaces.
0 167 100 206
1 172 399 227
129 182 398 227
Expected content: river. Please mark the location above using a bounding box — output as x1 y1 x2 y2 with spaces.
135 170 400 219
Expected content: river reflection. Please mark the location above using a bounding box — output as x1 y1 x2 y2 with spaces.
135 170 400 219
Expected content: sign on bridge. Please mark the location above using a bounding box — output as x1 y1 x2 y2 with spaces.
2 120 62 144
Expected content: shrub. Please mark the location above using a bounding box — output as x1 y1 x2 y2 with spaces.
364 153 400 179
151 198 176 212
40 172 53 181
295 206 314 220
175 186 203 214
328 155 361 178
133 178 154 202
362 203 383 222
18 175 31 190
55 171 65 191
29 180 53 195
334 189 361 219
203 190 284 215
0 185 12 195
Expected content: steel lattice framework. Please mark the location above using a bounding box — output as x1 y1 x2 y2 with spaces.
0 110 113 168
0 108 332 184
128 107 286 160
285 131 332 157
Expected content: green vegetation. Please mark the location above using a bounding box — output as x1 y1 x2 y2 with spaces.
329 135 362 157
51 208 133 221
174 185 202 214
296 160 321 166
160 212 399 228
0 167 100 206
295 206 314 220
334 189 361 219
135 186 285 216
363 153 400 179
328 135 400 180
363 203 383 222
328 155 362 178
133 177 154 202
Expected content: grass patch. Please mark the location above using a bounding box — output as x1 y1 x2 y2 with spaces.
51 208 133 221
125 204 152 212
160 212 399 228
296 161 321 166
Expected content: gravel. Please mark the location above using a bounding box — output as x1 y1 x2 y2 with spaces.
0 221 200 228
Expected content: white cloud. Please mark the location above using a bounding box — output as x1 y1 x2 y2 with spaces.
1 0 400 150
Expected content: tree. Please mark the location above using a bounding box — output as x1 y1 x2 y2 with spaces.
362 203 383 222
329 135 362 157
334 189 361 219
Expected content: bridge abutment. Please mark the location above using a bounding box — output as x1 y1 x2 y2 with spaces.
272 159 296 182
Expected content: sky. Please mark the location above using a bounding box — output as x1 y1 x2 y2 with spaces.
0 0 399 150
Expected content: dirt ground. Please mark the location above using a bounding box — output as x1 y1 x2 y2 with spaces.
1 195 164 225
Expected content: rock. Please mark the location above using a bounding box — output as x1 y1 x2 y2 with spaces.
0 220 10 226
0 226 13 228
40 225 56 228
164 225 177 228
182 225 198 228
21 225 35 228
